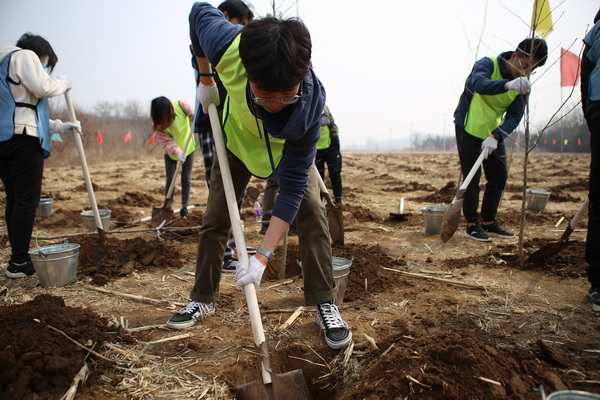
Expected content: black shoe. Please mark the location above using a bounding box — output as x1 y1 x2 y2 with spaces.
180 206 188 217
316 300 352 349
260 223 269 235
5 260 36 279
482 221 514 238
335 197 344 206
222 257 240 273
464 223 492 242
166 301 215 329
588 287 600 312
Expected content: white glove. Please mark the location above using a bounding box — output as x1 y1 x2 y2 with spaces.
177 152 187 163
56 74 72 90
62 121 82 135
236 255 267 289
196 81 220 113
505 77 531 94
481 136 498 160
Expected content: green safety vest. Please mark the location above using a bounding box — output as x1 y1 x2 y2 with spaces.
164 101 196 160
216 35 286 178
317 124 331 150
464 57 519 140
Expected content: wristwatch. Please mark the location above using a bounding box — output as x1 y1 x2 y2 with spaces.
257 247 274 261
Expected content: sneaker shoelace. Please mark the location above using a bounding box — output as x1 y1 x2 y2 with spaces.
179 301 212 317
319 303 348 330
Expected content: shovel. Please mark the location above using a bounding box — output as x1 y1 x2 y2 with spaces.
207 103 310 400
150 133 193 228
528 198 589 260
314 165 344 246
441 151 486 242
65 92 113 263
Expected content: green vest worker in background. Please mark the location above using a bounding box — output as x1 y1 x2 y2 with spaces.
453 38 548 242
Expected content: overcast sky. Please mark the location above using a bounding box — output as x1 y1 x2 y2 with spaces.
1 0 598 149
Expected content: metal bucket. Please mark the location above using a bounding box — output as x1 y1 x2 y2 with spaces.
29 243 80 287
81 209 111 232
332 257 352 305
36 197 53 217
526 189 551 211
546 391 600 400
421 205 446 235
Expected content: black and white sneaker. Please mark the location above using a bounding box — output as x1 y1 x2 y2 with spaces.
316 300 352 349
167 301 215 329
222 257 240 274
482 221 514 238
5 260 36 279
464 223 492 242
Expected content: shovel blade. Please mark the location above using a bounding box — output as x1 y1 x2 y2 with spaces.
327 206 344 246
150 206 174 228
235 370 310 400
92 228 114 263
528 240 572 260
440 200 463 242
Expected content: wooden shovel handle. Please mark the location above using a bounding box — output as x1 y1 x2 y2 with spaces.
64 91 104 232
207 103 272 385
560 198 589 242
164 132 194 201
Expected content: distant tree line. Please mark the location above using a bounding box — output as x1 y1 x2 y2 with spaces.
409 108 590 153
46 99 158 167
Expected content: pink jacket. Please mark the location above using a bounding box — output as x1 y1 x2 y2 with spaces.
154 100 194 155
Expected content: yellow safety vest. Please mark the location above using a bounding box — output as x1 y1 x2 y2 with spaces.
164 101 196 160
464 57 520 139
216 35 286 178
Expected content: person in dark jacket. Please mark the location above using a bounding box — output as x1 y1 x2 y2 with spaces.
582 8 600 311
315 105 343 204
453 38 547 242
166 2 352 350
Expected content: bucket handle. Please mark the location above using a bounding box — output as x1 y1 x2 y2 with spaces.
33 230 71 260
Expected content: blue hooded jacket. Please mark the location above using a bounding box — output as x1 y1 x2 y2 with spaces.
189 2 325 224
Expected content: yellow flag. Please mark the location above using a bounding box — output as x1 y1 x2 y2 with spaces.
532 0 553 39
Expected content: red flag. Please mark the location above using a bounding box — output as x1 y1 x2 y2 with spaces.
552 138 557 145
148 133 155 145
124 131 131 142
578 138 582 146
560 48 581 87
544 139 547 145
96 130 103 144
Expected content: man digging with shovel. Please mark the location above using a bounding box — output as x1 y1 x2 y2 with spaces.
166 2 352 351
453 38 547 242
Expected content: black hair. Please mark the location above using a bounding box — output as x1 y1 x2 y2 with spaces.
150 96 175 130
218 0 254 22
16 32 58 72
239 17 311 92
516 38 548 67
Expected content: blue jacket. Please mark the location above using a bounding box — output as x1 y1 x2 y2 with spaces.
189 2 326 224
454 51 527 141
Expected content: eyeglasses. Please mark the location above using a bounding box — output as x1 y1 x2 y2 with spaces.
251 82 303 106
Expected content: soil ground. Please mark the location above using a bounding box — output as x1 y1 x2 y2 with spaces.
0 151 597 400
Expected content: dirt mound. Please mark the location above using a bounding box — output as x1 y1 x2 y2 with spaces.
443 239 587 278
107 191 157 208
334 328 567 399
69 235 185 285
412 181 457 203
0 294 133 400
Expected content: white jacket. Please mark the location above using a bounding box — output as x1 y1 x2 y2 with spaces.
0 46 69 137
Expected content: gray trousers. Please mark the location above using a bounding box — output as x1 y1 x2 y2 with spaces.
190 150 336 305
